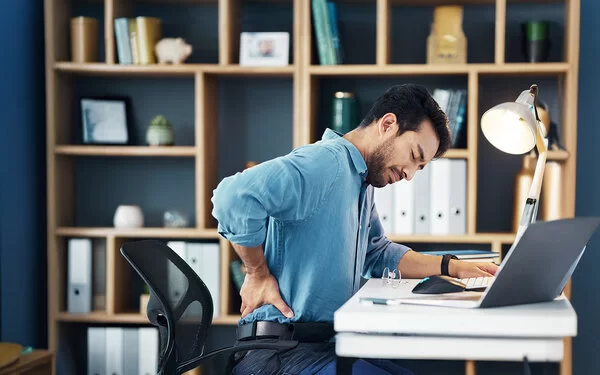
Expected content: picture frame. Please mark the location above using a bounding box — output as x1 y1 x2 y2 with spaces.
79 96 131 145
239 32 290 67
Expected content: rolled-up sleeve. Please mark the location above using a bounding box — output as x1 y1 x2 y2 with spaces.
362 202 411 278
211 145 340 247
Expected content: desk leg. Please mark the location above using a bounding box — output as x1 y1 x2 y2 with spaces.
465 360 476 375
336 357 357 375
560 337 572 375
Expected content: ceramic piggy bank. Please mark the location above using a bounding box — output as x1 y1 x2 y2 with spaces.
155 38 192 64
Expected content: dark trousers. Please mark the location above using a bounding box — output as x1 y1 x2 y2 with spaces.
232 342 415 375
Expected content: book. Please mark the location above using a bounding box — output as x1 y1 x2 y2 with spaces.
136 17 161 65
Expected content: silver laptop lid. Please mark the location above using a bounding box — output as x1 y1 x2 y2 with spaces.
479 217 600 308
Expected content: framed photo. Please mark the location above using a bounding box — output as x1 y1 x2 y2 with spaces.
239 32 290 67
80 96 131 144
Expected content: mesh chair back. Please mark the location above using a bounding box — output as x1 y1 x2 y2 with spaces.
120 239 214 373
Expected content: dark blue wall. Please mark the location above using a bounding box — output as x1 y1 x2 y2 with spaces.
572 0 600 374
0 0 47 347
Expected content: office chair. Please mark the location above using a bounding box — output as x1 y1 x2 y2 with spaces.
120 239 298 375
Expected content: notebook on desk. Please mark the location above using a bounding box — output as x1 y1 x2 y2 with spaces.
399 217 600 309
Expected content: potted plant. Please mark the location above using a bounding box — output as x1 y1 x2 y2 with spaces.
146 114 174 146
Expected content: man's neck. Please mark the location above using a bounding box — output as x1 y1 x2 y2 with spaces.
343 127 372 166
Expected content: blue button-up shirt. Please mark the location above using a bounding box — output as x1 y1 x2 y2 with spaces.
211 129 410 324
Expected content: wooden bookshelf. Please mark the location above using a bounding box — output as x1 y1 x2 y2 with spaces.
45 0 580 374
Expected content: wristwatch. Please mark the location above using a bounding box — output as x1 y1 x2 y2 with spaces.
441 254 458 276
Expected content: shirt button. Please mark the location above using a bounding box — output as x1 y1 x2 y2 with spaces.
359 225 362 230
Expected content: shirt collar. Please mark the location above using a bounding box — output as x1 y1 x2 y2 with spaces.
322 128 368 178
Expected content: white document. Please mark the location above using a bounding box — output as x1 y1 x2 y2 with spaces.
87 327 106 375
392 180 415 234
373 185 394 234
105 328 124 375
68 238 92 313
413 167 431 234
448 159 467 234
138 328 159 375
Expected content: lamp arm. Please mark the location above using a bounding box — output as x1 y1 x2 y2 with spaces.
514 120 548 243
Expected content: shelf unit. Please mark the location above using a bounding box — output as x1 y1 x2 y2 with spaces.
45 0 579 374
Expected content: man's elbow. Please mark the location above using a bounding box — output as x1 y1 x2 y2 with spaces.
211 176 237 222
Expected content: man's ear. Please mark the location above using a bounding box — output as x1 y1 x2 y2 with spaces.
377 113 397 136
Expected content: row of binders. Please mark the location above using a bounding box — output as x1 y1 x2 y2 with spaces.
374 159 467 235
167 241 221 318
88 327 158 375
66 239 220 318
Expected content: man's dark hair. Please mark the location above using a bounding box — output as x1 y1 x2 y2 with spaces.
359 84 451 158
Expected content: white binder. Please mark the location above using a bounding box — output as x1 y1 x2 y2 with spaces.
87 327 106 375
122 328 139 375
430 159 451 235
449 159 467 234
105 328 124 375
430 159 467 235
373 185 394 234
68 238 92 313
166 241 187 306
202 243 221 318
413 167 431 234
138 328 159 375
392 180 415 235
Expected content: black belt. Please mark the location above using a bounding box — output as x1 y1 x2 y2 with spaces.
236 321 335 343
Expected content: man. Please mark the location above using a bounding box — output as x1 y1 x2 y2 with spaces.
211 84 498 374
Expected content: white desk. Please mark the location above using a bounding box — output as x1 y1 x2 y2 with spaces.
333 278 576 374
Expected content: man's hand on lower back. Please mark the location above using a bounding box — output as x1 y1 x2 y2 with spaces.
239 264 294 319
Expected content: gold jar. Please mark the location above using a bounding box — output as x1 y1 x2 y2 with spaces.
70 16 98 63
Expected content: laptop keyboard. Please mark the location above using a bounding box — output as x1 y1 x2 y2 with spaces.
458 276 495 290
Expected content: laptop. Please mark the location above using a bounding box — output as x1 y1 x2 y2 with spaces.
399 217 600 309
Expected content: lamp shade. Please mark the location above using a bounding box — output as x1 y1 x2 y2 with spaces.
481 89 538 155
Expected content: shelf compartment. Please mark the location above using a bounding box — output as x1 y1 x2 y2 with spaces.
55 145 197 157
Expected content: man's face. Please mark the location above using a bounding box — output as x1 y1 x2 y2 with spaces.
366 118 439 188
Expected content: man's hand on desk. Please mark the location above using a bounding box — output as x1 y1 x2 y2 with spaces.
448 260 499 279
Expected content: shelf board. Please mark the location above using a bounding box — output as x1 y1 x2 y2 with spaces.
55 145 197 157
56 312 240 325
56 227 220 239
54 62 295 77
309 63 569 76
387 233 516 244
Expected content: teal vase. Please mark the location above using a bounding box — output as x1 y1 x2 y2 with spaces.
332 92 359 134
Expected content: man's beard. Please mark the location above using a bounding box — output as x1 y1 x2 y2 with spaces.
366 136 395 188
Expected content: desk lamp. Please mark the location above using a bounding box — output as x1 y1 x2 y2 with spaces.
480 84 548 243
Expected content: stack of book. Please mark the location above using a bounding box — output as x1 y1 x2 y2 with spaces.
114 16 161 65
311 0 343 65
